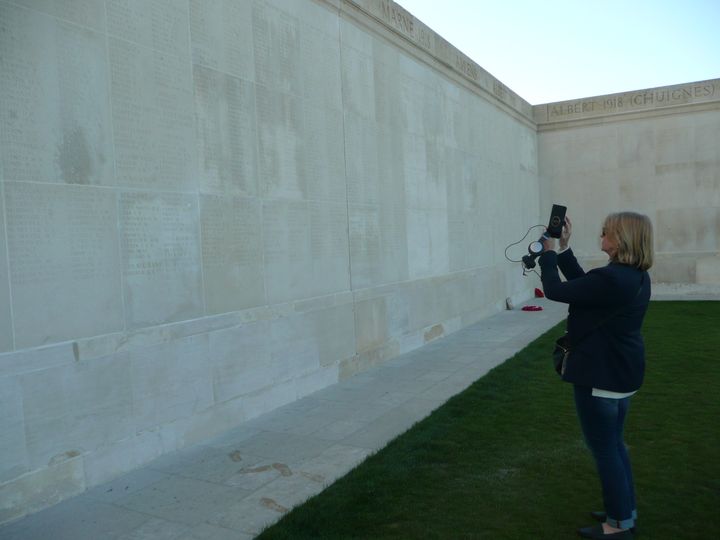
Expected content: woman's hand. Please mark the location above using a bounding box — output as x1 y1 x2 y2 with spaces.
542 236 556 252
559 216 572 250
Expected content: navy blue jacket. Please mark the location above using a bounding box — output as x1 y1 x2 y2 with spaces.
539 248 651 392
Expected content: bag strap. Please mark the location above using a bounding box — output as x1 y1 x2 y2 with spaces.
568 273 644 348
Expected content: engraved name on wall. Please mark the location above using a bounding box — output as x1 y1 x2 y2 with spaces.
539 81 719 122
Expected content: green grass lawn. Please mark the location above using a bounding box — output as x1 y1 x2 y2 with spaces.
257 301 720 539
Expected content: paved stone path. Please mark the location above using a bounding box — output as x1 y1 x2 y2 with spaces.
0 297 573 539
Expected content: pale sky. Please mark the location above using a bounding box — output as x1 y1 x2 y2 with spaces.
396 0 720 105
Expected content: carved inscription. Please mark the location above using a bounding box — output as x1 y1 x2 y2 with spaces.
194 65 258 195
110 38 195 188
189 0 253 78
493 80 508 100
310 202 348 260
252 2 300 95
201 196 262 268
417 26 433 50
380 0 414 36
107 0 188 56
121 192 198 278
455 55 479 81
5 183 118 287
547 83 717 120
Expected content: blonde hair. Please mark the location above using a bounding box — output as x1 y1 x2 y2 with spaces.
603 212 654 270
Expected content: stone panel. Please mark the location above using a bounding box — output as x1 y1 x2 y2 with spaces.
0 377 27 483
308 201 351 297
252 0 302 96
209 320 272 404
200 194 265 315
0 456 85 525
302 105 347 203
193 65 259 196
656 208 720 253
20 354 133 469
354 296 388 353
0 3 114 185
406 208 449 279
348 204 381 289
107 0 190 56
340 44 376 120
5 183 123 347
298 16 342 111
349 203 409 290
0 189 12 352
314 303 356 367
109 37 197 190
344 114 381 205
256 86 305 199
262 199 312 304
269 313 321 382
190 0 255 80
120 191 204 329
13 0 106 31
128 335 213 433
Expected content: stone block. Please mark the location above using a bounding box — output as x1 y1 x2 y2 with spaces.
252 1 303 97
189 0 255 81
256 87 305 199
694 159 720 208
119 191 204 329
20 354 133 470
407 207 450 279
82 430 165 488
696 255 720 284
302 106 347 202
262 200 351 302
655 124 695 166
349 202 409 289
656 207 720 253
209 320 273 404
314 303 356 367
241 379 299 421
127 334 213 433
109 37 197 190
0 454 85 524
13 0 106 31
0 194 12 352
298 20 342 111
107 0 190 57
193 66 259 196
0 3 114 186
354 297 388 353
269 312 321 381
5 183 123 347
0 377 27 483
159 395 249 451
200 195 265 314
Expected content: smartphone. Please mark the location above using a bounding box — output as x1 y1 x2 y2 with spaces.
547 204 567 238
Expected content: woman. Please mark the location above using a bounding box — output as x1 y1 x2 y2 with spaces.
539 212 653 540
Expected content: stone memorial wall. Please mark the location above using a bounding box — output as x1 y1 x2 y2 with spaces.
536 79 720 283
0 0 538 522
1 0 718 524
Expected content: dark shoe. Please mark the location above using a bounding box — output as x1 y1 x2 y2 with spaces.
578 524 633 539
590 512 638 535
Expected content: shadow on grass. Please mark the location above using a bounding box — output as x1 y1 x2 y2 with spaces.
258 301 720 539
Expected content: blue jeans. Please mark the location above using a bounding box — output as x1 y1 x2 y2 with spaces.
574 385 637 530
